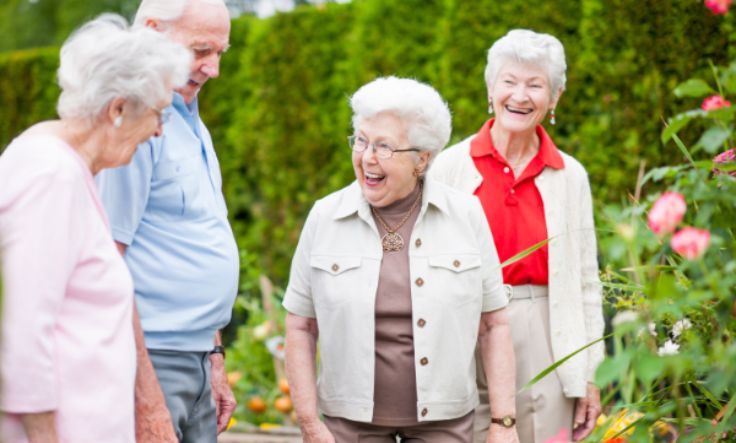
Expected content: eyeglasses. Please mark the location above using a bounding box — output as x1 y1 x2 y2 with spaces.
348 135 421 159
152 107 172 126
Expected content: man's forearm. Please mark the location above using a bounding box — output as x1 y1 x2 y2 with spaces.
20 411 58 443
479 310 516 417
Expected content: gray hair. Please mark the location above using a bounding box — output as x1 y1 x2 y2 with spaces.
57 13 191 122
134 0 228 28
484 29 567 97
350 76 452 160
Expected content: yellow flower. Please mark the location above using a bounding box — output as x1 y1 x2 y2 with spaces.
227 417 237 431
603 409 643 440
259 423 282 430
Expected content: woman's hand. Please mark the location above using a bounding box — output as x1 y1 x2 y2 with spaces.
299 418 336 443
572 383 601 441
486 424 520 443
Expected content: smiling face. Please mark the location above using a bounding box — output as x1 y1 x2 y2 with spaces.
489 60 559 135
352 112 430 208
164 0 230 103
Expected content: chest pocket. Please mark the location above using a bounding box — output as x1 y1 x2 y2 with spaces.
310 255 371 309
426 253 482 305
150 156 200 220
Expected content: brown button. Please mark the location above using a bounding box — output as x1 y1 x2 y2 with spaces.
421 408 428 417
420 357 429 366
415 277 424 287
415 238 422 248
453 259 461 268
417 318 426 328
331 263 339 272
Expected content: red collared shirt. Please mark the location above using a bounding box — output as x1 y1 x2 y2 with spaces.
471 119 565 285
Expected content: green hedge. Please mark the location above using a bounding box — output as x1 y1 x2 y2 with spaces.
0 0 733 290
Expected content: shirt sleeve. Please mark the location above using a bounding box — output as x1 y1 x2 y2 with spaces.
95 140 155 245
282 204 319 318
470 198 508 312
1 169 84 412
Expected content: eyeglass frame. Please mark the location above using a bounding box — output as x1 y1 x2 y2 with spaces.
347 135 422 159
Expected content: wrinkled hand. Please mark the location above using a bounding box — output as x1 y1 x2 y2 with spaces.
210 354 237 434
300 419 335 443
486 424 520 443
572 383 601 441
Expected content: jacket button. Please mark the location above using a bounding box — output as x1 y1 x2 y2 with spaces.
331 264 339 272
421 408 428 417
415 277 424 287
453 259 461 268
420 357 429 365
415 238 422 248
417 318 426 328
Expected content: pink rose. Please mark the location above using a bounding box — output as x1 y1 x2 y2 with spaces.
671 227 710 260
701 95 732 111
544 428 570 443
713 148 736 176
648 192 687 236
705 0 732 14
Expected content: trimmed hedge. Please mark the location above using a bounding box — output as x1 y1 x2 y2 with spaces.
0 0 733 289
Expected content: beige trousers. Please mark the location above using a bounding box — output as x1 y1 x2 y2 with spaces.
324 411 474 443
474 296 575 443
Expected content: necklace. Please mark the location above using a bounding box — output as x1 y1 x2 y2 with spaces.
371 184 423 252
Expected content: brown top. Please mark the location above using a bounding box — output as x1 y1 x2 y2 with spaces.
370 182 423 426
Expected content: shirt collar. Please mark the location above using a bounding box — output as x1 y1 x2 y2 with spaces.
332 178 450 221
172 93 199 117
470 118 565 170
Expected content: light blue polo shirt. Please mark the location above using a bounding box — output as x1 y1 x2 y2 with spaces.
97 93 240 351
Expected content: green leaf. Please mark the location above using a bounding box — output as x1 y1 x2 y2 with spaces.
697 126 731 154
661 110 703 144
633 352 664 383
671 132 696 166
498 237 550 269
594 349 631 387
673 79 715 98
523 334 612 390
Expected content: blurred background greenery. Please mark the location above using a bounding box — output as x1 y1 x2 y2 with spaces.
1 0 734 437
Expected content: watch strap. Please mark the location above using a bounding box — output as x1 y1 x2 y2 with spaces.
490 415 516 428
211 345 226 358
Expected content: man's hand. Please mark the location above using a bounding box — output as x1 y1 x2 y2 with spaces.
210 353 237 433
299 418 336 443
572 383 601 441
486 424 520 443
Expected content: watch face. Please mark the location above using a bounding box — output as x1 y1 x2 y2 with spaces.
503 416 513 427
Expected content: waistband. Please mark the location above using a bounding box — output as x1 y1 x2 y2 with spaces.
504 284 548 301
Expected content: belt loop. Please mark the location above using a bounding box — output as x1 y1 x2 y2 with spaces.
504 284 513 301
527 285 535 301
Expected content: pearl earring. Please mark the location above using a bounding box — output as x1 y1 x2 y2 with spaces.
488 98 494 115
549 109 556 126
113 116 123 128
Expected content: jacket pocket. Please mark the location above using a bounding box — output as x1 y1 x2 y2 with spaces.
426 253 482 305
309 255 371 309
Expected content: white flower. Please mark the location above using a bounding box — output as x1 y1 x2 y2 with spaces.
612 310 638 326
648 322 657 337
252 322 271 340
672 318 692 338
658 340 680 356
266 336 285 360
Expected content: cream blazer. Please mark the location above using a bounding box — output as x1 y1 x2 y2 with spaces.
429 136 604 397
283 179 508 422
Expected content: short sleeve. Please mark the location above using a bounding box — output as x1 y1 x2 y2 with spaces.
1 170 84 412
282 205 319 318
470 198 507 312
95 141 155 245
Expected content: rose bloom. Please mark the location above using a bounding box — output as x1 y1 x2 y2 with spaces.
713 148 736 176
671 227 710 260
701 94 732 111
544 428 569 443
647 192 686 236
705 0 732 15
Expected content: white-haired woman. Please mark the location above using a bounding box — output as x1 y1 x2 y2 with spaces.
284 76 520 443
431 29 604 442
0 14 189 442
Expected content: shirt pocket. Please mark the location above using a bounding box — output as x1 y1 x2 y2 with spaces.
150 156 200 220
426 253 482 306
309 255 371 310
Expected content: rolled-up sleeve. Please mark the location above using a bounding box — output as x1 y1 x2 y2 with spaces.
1 173 82 412
469 199 507 312
282 205 319 318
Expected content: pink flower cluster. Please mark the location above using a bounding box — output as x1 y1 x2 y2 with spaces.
701 95 731 111
713 148 736 177
648 192 710 260
544 428 569 443
705 0 732 15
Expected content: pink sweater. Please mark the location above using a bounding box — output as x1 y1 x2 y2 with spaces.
0 134 135 442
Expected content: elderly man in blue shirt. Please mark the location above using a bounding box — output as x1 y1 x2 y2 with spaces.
96 1 239 442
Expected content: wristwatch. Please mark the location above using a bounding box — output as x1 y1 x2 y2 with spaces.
211 345 226 358
490 415 516 428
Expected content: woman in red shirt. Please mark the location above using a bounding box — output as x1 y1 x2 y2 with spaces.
431 29 604 443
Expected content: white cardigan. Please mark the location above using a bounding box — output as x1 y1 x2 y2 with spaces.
429 135 604 397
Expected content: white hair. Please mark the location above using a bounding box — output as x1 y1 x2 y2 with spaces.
133 0 228 28
57 13 191 121
484 29 567 97
350 76 452 159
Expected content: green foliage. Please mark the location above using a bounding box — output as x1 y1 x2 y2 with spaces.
589 62 736 441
